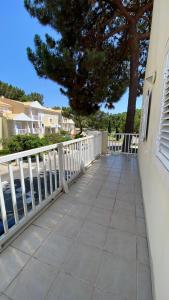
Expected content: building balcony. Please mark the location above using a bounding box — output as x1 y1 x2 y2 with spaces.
32 127 42 134
31 115 40 121
17 128 29 134
0 133 152 300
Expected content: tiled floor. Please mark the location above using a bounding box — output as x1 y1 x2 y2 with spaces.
0 155 153 300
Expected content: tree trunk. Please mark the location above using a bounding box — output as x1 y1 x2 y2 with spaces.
78 119 83 135
122 24 139 153
125 24 139 133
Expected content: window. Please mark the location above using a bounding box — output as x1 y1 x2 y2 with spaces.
140 91 152 142
158 53 169 169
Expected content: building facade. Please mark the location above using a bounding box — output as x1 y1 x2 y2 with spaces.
0 97 75 139
139 1 169 299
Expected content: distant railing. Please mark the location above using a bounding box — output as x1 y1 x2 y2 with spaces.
0 133 102 249
33 128 41 134
17 129 29 134
32 115 40 121
108 133 139 154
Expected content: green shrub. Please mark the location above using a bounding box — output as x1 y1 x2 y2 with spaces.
2 132 72 154
60 130 69 135
0 149 10 156
75 133 84 139
4 134 47 153
44 133 71 144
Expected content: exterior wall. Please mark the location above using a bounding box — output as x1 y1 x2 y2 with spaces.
138 1 169 299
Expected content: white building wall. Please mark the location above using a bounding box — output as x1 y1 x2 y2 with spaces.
138 1 169 299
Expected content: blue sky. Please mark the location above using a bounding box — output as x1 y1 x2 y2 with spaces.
0 0 142 114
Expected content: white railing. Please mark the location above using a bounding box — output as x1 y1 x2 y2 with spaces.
17 129 29 134
33 128 41 134
108 133 139 154
32 115 39 121
0 133 102 249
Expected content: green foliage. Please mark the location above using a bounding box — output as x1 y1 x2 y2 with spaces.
52 106 61 110
108 120 112 134
0 149 10 156
24 0 128 115
0 81 44 105
62 107 88 134
43 133 71 144
2 133 72 154
60 130 68 135
3 135 46 153
24 0 152 132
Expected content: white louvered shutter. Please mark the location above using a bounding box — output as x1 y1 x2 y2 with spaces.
158 53 169 167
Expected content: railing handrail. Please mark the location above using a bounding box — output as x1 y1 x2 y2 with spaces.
0 134 98 164
0 132 103 249
107 132 139 155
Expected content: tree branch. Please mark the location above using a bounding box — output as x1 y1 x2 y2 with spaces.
136 2 153 20
110 0 132 21
138 32 150 40
102 24 129 41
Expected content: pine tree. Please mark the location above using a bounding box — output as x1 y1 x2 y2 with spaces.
0 81 44 105
24 0 153 132
24 0 128 115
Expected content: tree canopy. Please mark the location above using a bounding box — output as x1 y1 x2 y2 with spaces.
0 80 44 105
24 0 153 131
61 106 141 133
24 0 129 115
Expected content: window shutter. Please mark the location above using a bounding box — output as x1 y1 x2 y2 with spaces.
159 54 169 163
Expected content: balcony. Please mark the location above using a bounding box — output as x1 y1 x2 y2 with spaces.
17 128 29 134
31 115 40 121
0 133 152 300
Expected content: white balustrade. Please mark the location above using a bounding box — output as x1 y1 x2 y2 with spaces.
17 129 29 134
108 133 139 154
0 133 102 249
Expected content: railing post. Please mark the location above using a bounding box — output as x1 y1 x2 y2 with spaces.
58 143 69 193
101 131 108 154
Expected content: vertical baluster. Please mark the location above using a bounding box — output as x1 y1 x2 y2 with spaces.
36 154 42 204
76 142 79 173
87 138 89 164
8 162 19 224
128 134 132 153
19 158 27 216
58 143 68 193
28 156 35 210
0 175 8 234
122 133 127 153
66 147 69 181
53 150 58 190
77 141 80 172
48 152 53 195
117 134 119 152
74 143 77 174
116 135 117 153
73 143 76 174
83 140 86 165
42 153 48 200
120 134 121 152
68 145 71 181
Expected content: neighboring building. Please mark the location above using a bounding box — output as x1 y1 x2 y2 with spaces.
61 116 75 133
139 1 169 299
0 97 75 138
